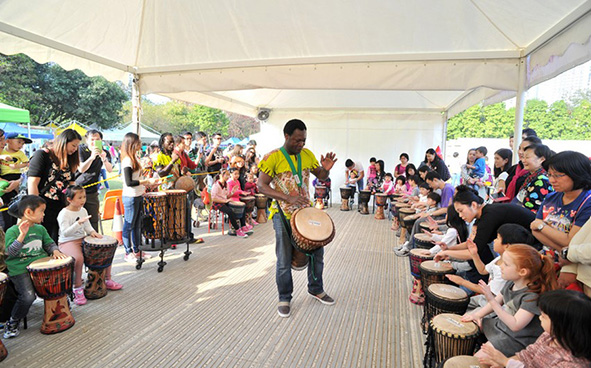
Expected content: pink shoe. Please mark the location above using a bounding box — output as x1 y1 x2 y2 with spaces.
73 287 87 305
241 226 253 235
105 279 123 290
135 251 152 259
236 229 248 238
251 220 259 226
245 223 253 230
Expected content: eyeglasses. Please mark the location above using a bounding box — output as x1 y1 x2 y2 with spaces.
214 137 222 140
547 173 567 179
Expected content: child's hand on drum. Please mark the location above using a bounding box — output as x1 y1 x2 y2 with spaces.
479 343 509 368
434 251 448 262
90 231 103 238
52 249 68 260
78 215 92 225
446 274 464 286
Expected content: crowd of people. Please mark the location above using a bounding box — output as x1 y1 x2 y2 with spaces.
334 128 591 366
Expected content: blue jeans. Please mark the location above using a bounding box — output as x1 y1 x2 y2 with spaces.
10 272 37 321
273 215 324 302
357 179 364 192
100 168 109 189
122 196 143 254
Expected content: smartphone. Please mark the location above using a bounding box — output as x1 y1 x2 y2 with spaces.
95 140 103 152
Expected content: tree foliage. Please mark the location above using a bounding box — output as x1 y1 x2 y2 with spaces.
0 53 127 129
447 94 591 140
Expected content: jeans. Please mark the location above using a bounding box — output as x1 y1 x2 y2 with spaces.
100 168 109 189
273 215 324 302
10 272 37 321
356 179 364 192
122 195 143 254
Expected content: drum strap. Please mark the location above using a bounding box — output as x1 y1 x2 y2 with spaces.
276 202 318 281
279 147 302 187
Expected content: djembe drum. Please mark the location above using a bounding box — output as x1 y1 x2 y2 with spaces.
0 273 8 361
165 189 188 241
290 207 335 271
414 233 434 249
340 186 353 211
409 249 433 279
175 176 196 192
240 195 256 225
314 185 327 209
401 213 419 231
358 190 371 215
399 208 416 227
429 314 480 365
142 192 167 240
440 355 483 368
375 193 388 220
82 235 118 299
27 257 75 334
420 221 438 232
424 284 470 334
420 261 454 291
228 201 245 219
255 194 268 223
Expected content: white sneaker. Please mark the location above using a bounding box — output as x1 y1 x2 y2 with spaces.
124 253 137 263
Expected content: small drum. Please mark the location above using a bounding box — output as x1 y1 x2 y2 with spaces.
340 186 353 211
291 249 309 271
398 207 415 226
424 284 470 332
290 207 335 253
395 202 411 209
175 176 196 192
430 314 480 365
82 235 118 300
255 193 268 223
27 257 75 334
0 273 7 361
358 190 371 215
401 214 418 230
391 193 403 200
228 201 246 219
315 185 327 199
409 249 433 279
239 195 256 223
420 221 435 232
420 261 454 291
414 233 433 249
375 193 388 220
165 189 188 241
143 192 167 240
440 355 483 368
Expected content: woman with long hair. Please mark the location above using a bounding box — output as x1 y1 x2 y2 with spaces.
493 148 512 195
28 129 82 242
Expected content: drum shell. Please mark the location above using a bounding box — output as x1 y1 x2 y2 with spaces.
402 215 418 230
315 185 327 198
165 190 188 241
0 273 8 305
424 284 470 327
375 194 388 206
430 314 480 364
358 190 371 204
290 207 336 253
142 192 167 240
239 195 256 213
409 249 433 279
174 176 195 192
228 201 246 218
255 194 268 209
82 236 118 270
414 233 433 249
420 261 455 291
27 257 74 299
398 208 415 223
340 186 353 200
440 355 482 368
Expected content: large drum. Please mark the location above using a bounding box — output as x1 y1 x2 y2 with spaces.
398 208 416 227
441 355 483 368
142 192 167 240
420 261 454 291
175 176 196 192
165 189 188 241
340 186 353 211
290 207 335 271
255 194 268 223
402 213 419 230
0 273 8 361
409 249 433 279
374 193 388 220
358 190 371 215
240 195 256 224
82 235 118 300
429 314 480 365
414 233 434 249
228 201 246 219
424 284 470 333
27 257 75 334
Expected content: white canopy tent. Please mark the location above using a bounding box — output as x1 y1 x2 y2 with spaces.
1 0 591 187
102 123 161 144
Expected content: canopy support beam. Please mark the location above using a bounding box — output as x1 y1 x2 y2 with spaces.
132 74 142 136
512 56 528 164
441 111 448 158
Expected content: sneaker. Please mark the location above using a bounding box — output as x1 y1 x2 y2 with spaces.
236 229 249 238
228 229 237 236
171 244 177 249
3 319 20 339
135 251 152 259
241 226 253 235
308 291 335 305
394 246 410 257
124 253 137 263
277 302 291 318
245 223 254 231
251 219 259 226
105 279 123 291
73 287 87 305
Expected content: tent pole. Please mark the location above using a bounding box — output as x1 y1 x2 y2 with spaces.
441 111 448 158
132 74 142 137
513 56 527 164
27 122 32 139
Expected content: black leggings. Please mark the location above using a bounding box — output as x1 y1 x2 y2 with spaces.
216 204 246 230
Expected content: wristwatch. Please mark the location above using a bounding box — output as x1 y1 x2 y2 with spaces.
536 222 545 231
561 247 569 260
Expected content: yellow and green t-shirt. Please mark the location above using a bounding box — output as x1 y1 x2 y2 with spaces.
152 152 181 178
0 149 28 176
258 148 319 219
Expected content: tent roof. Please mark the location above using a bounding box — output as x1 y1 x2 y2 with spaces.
0 122 53 139
1 1 590 117
102 123 161 142
0 103 30 123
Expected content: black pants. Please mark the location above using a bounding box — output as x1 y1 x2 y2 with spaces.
216 204 245 231
42 198 64 244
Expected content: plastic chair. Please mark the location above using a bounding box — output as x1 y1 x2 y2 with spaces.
103 189 123 202
99 196 125 234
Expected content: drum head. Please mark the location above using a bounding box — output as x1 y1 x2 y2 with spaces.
442 355 482 368
293 207 334 242
165 189 187 195
83 235 118 246
414 233 432 242
410 249 432 258
432 313 479 336
175 176 195 192
428 284 468 300
239 195 255 201
28 256 73 270
399 208 415 215
144 192 167 198
229 201 245 207
420 260 453 272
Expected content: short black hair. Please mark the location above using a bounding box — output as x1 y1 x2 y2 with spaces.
283 119 307 136
425 171 441 182
85 129 103 139
248 140 257 146
497 224 533 245
369 157 376 163
419 183 431 191
546 151 591 191
395 175 405 184
399 153 409 161
384 173 393 180
427 192 441 204
64 185 85 201
196 131 207 139
158 132 173 152
407 175 419 184
522 128 537 137
453 185 484 205
539 289 591 361
524 144 553 171
476 146 488 156
522 135 542 146
345 159 354 168
405 164 417 177
11 195 46 218
184 131 193 137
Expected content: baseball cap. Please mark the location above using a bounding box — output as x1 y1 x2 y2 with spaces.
5 133 33 144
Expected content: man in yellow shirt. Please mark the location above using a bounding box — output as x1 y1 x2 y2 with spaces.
258 119 337 318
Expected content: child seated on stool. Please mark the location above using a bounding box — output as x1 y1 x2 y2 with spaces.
3 195 68 339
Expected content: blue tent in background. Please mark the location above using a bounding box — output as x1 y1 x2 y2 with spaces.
220 137 241 147
0 122 54 139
